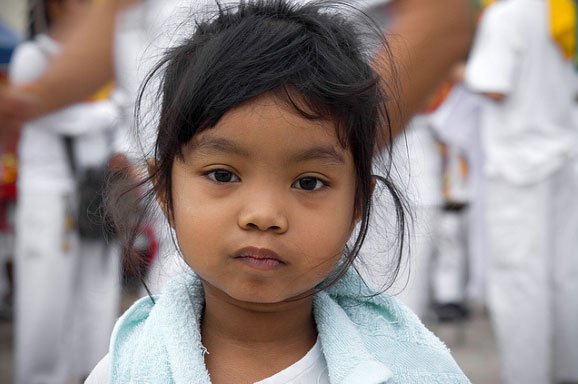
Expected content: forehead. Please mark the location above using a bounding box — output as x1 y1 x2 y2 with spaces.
186 94 352 165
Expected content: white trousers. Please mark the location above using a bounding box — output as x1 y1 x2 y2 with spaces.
14 191 121 384
486 163 578 384
392 206 438 318
432 208 469 304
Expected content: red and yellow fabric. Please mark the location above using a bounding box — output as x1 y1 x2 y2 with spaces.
86 81 115 102
473 0 496 23
0 72 17 201
437 141 470 205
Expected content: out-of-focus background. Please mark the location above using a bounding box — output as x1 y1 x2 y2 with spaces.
1 0 578 383
0 1 24 382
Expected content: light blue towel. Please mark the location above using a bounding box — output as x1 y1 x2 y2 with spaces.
108 269 470 383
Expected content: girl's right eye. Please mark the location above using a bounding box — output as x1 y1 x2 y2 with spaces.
205 169 240 183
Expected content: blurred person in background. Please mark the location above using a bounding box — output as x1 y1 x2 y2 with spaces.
0 21 19 322
465 0 578 383
428 71 487 318
8 0 122 382
387 111 443 320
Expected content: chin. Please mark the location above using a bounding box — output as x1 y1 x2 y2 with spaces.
223 287 304 306
203 279 314 306
241 288 315 306
233 291 289 305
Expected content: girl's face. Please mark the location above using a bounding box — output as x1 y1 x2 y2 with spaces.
168 94 358 304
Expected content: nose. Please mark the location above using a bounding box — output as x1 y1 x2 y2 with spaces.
238 193 289 234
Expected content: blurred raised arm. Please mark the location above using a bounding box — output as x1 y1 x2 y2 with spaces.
375 0 474 147
0 0 139 141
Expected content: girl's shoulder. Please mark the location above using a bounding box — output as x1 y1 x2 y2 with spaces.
87 296 145 383
321 285 447 351
115 294 158 327
322 271 437 343
106 273 211 384
108 294 159 355
315 272 470 383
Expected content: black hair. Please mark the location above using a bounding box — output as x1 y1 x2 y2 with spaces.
113 0 408 296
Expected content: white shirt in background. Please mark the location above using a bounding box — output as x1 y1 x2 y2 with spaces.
8 34 119 193
465 0 578 185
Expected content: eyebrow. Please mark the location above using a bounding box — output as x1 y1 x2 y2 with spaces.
189 134 345 165
288 146 345 165
189 135 251 157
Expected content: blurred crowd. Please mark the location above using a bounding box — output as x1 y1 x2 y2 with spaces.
0 0 577 383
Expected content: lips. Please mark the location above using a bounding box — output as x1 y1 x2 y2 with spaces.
233 246 287 271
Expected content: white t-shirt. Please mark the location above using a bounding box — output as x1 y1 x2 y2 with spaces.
85 338 329 384
8 34 119 193
255 339 329 384
465 0 578 185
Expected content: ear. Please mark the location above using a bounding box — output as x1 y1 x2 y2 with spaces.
147 158 174 228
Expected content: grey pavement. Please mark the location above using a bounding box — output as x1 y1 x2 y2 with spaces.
427 304 502 384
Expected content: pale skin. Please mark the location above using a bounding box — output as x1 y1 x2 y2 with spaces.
0 0 474 144
154 94 359 383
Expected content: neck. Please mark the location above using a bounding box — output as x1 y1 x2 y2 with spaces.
201 283 317 348
200 282 318 383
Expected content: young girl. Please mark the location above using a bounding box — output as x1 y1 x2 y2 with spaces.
87 1 470 382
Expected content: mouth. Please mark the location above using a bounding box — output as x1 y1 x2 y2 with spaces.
233 246 287 271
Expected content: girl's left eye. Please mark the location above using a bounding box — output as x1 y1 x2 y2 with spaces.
292 177 327 191
206 170 240 183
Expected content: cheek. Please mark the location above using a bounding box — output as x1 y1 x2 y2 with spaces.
298 202 356 261
171 169 222 231
173 203 216 242
171 192 214 257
